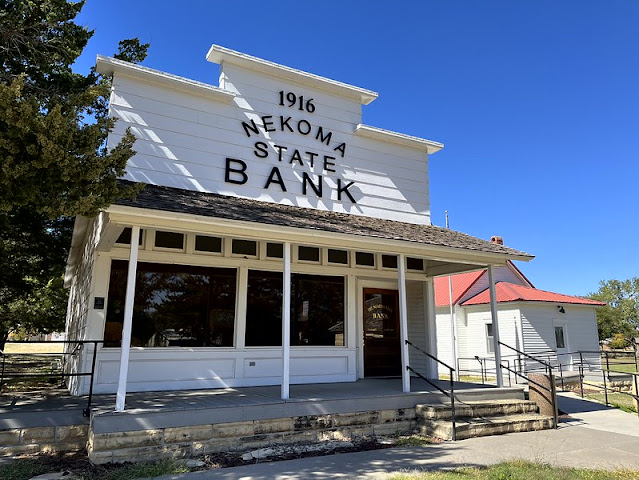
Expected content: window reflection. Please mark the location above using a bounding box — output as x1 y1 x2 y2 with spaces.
105 261 236 347
244 271 345 347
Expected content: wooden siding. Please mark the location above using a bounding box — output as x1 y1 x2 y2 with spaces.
406 281 429 374
520 304 600 369
65 216 104 395
108 65 432 224
436 306 521 376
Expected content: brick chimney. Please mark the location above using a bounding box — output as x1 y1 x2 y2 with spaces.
490 235 503 245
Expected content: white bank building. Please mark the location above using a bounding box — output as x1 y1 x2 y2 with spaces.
64 45 533 403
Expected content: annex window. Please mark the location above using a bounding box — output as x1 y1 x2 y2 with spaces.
104 261 236 348
486 323 494 354
407 257 424 271
298 246 320 263
154 231 184 250
554 326 566 349
115 228 144 246
195 235 222 253
232 239 257 256
382 255 398 269
244 271 346 347
355 252 375 267
266 243 284 259
327 249 348 265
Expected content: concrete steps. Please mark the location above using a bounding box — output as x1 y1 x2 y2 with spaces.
417 399 554 440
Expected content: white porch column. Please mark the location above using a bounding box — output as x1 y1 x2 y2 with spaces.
115 226 140 411
425 278 439 379
488 265 503 387
448 275 459 379
281 242 291 400
398 254 410 393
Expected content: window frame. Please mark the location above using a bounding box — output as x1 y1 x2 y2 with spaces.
485 323 494 354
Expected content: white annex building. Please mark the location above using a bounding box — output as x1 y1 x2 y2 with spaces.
432 256 604 377
64 45 537 407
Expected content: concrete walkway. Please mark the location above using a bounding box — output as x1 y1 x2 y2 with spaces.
148 394 639 479
557 391 639 437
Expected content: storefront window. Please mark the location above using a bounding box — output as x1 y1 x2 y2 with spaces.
104 261 236 348
245 271 345 347
245 270 283 346
291 274 344 346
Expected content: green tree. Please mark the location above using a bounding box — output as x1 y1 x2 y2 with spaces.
0 0 147 346
589 278 639 344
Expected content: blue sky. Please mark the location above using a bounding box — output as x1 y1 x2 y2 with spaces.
74 1 638 297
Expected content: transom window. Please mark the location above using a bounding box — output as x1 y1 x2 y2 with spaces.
382 255 398 269
298 246 320 262
115 228 144 245
407 257 424 271
195 235 222 253
327 249 348 265
155 231 184 249
232 239 257 256
355 252 375 267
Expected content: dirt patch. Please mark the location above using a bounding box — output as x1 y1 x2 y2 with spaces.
3 434 440 478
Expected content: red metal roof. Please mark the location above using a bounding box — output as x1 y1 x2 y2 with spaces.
461 282 606 307
434 270 484 307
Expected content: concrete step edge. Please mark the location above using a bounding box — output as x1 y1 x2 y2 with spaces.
416 401 540 419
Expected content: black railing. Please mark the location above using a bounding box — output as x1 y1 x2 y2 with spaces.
405 339 457 441
498 341 558 428
0 340 102 416
557 350 639 418
456 356 513 387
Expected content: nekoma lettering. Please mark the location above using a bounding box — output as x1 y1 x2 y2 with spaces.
223 90 357 203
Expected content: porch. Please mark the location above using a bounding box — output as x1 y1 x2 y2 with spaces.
0 378 522 425
0 378 526 461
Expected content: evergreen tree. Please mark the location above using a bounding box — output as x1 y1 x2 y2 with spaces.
0 0 147 345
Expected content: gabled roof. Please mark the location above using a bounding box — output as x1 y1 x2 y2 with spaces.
434 271 485 307
461 282 605 307
206 44 378 105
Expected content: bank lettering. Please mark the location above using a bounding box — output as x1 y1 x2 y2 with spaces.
224 90 356 203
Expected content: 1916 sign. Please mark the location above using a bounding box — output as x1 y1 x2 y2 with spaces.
224 90 356 203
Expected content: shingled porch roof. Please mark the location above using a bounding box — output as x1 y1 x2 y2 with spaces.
112 182 533 261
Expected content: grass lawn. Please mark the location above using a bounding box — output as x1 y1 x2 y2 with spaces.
585 392 637 414
602 355 638 374
390 460 639 480
0 456 189 480
605 363 638 374
2 458 638 480
439 375 494 384
1 343 66 392
3 343 65 354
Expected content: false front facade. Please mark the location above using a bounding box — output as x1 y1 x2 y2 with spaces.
64 45 532 402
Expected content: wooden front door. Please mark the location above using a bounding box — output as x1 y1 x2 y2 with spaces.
363 288 402 377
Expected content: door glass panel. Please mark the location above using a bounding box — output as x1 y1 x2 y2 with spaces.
364 293 398 339
363 289 401 376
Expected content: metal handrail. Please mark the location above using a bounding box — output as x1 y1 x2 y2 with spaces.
499 341 553 370
405 340 456 441
556 356 639 418
497 341 558 428
1 340 103 416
